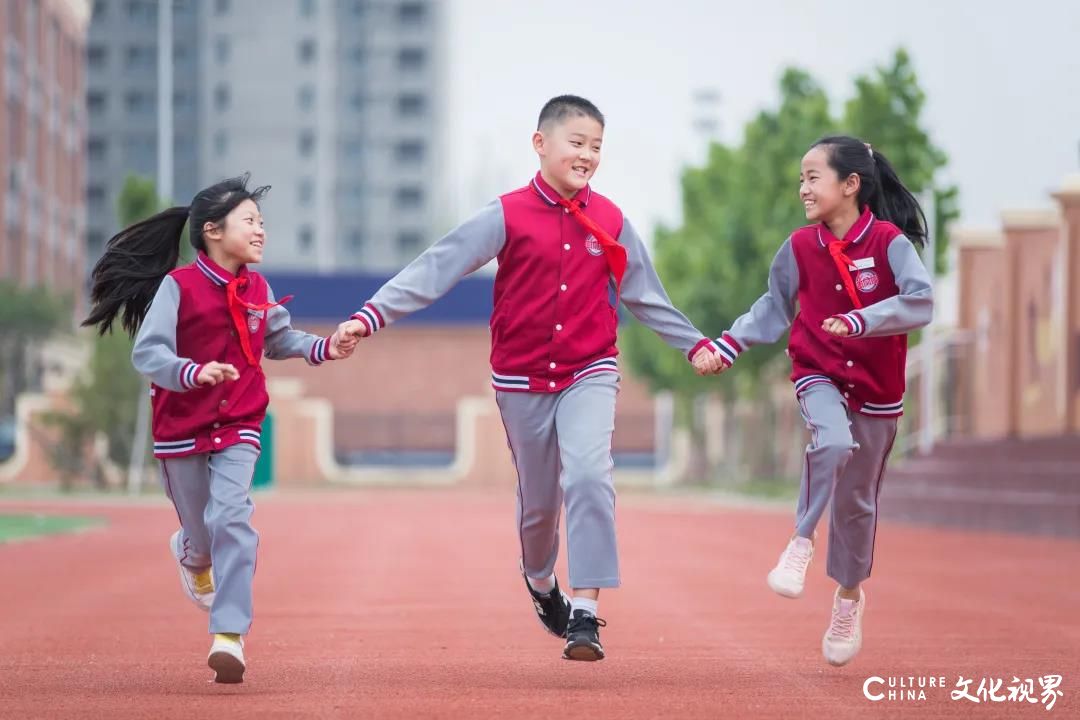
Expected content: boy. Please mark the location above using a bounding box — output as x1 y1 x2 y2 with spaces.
338 95 723 660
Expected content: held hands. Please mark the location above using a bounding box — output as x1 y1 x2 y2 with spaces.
691 347 728 376
197 361 240 386
329 319 368 359
821 317 851 337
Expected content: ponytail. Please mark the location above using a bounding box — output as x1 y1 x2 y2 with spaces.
82 206 191 337
811 136 927 249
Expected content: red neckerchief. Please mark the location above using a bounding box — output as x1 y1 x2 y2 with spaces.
225 276 292 365
556 197 627 296
822 208 874 310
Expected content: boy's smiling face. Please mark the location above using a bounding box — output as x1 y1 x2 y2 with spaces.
533 114 604 200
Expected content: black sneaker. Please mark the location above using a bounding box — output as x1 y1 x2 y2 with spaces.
522 571 572 638
562 610 607 661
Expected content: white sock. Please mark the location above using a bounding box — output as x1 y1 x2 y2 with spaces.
526 573 556 595
571 597 598 617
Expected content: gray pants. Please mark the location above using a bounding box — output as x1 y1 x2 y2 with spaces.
496 372 620 589
794 383 898 589
160 443 260 635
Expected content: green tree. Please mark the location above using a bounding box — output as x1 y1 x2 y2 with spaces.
47 175 163 485
843 48 958 273
622 69 834 480
0 283 69 414
621 52 955 483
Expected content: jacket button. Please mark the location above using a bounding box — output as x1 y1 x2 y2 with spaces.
560 284 567 291
848 383 854 388
220 399 228 407
844 392 850 398
214 437 222 444
846 360 854 367
555 324 563 331
213 422 220 429
548 381 556 388
563 243 570 250
549 362 556 369
835 284 843 291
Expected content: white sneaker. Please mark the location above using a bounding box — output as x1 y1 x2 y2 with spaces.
766 534 814 598
208 633 246 684
170 530 214 612
822 588 865 666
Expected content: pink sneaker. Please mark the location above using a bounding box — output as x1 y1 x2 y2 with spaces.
766 535 814 598
822 587 865 666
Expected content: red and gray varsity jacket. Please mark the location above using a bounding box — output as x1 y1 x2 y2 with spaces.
132 252 333 458
713 208 933 418
350 172 716 392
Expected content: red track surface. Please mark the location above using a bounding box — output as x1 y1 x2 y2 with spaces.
1 489 1077 719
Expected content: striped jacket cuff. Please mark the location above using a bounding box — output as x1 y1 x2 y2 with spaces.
307 336 332 366
713 333 743 366
688 337 720 362
179 362 202 390
834 312 866 337
350 302 385 336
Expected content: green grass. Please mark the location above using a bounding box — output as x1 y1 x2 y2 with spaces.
0 514 105 543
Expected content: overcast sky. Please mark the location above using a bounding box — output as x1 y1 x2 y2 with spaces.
443 0 1080 238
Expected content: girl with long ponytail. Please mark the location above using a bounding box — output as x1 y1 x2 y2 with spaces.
84 174 355 683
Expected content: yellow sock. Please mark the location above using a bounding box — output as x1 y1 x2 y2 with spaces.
214 633 241 643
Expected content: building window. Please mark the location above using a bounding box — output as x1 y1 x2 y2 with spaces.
87 229 105 256
299 0 315 17
87 184 106 208
298 130 315 157
214 84 230 111
87 91 107 115
92 0 107 19
397 230 422 255
397 93 426 118
398 2 426 26
397 47 425 72
126 0 156 24
173 90 193 111
298 226 313 253
298 178 313 206
214 37 229 63
215 0 229 15
298 84 314 112
124 89 152 114
348 229 363 251
125 44 156 69
394 140 425 164
174 134 194 156
87 45 107 68
343 137 363 159
214 130 228 156
395 187 423 210
298 38 316 64
87 137 107 161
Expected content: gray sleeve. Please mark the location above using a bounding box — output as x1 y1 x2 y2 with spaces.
351 199 506 334
131 275 203 391
263 283 331 365
835 235 933 338
617 217 708 358
715 238 799 365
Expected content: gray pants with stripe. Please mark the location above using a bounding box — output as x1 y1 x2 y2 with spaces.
160 443 260 634
496 372 620 590
794 383 898 589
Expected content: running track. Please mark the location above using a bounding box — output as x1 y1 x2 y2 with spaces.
1 489 1076 719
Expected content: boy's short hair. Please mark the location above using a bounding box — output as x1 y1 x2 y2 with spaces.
537 95 605 131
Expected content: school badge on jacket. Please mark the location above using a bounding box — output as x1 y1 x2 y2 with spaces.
856 270 879 293
584 234 603 256
246 309 262 333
